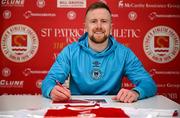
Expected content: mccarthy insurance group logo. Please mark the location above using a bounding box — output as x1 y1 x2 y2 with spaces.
1 24 39 63
143 26 179 63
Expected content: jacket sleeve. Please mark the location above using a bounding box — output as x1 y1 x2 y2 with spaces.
124 48 157 99
41 46 71 98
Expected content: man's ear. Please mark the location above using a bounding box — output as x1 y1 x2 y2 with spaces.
110 23 113 35
84 22 87 32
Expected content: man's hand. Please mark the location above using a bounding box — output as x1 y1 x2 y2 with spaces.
50 85 71 102
112 88 139 103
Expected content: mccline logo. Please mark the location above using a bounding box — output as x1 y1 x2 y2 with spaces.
0 80 24 88
1 0 25 7
143 26 179 63
1 24 39 63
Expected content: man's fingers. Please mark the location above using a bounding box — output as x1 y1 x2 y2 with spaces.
52 92 69 101
116 89 124 100
51 92 64 101
56 86 71 98
50 86 71 101
111 96 117 100
63 87 71 94
127 96 135 103
119 91 128 102
112 88 139 103
115 88 127 101
123 93 132 103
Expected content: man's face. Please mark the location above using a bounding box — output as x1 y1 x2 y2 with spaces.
85 8 112 44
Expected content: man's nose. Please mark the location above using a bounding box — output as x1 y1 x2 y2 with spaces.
96 21 102 28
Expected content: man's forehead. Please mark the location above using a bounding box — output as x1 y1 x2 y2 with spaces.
86 8 110 15
86 8 111 19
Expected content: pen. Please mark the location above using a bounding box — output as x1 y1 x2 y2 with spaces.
55 80 70 94
56 80 64 88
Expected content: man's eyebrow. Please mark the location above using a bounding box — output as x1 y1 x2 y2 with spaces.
101 19 109 21
89 18 97 20
89 18 109 20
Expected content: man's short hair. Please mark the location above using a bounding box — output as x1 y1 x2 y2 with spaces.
85 2 111 16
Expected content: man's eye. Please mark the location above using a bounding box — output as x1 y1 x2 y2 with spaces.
91 20 96 23
102 20 107 23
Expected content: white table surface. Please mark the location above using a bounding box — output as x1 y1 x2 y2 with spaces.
0 95 179 118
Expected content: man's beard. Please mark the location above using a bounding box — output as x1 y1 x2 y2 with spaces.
89 31 109 44
89 35 108 44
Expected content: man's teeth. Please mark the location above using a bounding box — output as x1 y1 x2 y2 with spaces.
95 32 103 34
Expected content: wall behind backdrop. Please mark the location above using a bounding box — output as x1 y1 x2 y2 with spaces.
0 0 180 103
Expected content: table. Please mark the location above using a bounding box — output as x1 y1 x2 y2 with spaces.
0 95 179 118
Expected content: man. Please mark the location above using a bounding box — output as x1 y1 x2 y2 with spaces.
41 2 157 103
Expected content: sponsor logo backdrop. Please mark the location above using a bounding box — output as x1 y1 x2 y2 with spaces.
0 0 180 103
